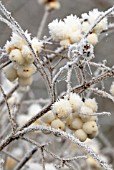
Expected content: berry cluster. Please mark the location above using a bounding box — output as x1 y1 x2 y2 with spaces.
48 9 108 48
4 32 43 86
39 93 98 142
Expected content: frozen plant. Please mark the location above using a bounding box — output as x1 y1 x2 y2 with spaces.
0 1 114 170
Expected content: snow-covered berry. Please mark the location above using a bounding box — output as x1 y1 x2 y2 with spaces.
87 33 98 45
21 45 34 64
9 49 25 65
4 63 18 82
74 129 87 142
52 99 72 119
88 130 98 139
69 93 83 114
17 64 36 78
31 38 43 53
48 19 69 41
60 39 70 48
84 98 98 112
80 105 93 122
66 114 73 129
81 21 91 33
51 119 65 130
83 121 98 134
69 30 82 43
70 118 83 130
40 110 55 124
88 9 108 34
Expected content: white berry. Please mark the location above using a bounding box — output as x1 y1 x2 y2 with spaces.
51 119 65 131
80 105 93 122
4 63 18 82
71 118 83 130
83 121 98 134
87 33 98 45
21 45 34 64
84 98 98 112
40 110 55 124
9 49 25 65
52 99 72 119
69 93 83 114
17 64 36 78
74 129 87 142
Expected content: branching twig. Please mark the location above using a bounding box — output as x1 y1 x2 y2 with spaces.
13 146 37 170
15 126 112 170
89 88 114 103
0 85 16 133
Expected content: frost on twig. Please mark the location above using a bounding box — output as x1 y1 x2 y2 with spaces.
89 88 114 103
15 125 112 170
0 1 114 170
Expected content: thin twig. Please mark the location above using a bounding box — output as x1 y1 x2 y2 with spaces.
15 125 112 170
0 85 16 133
41 147 46 170
37 10 49 39
0 84 19 106
89 88 114 103
13 146 38 170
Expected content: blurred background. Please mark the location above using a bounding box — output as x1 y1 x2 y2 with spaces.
0 0 114 161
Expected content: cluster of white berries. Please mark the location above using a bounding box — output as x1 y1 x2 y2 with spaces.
4 32 43 86
48 9 108 48
38 0 60 11
39 93 98 142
